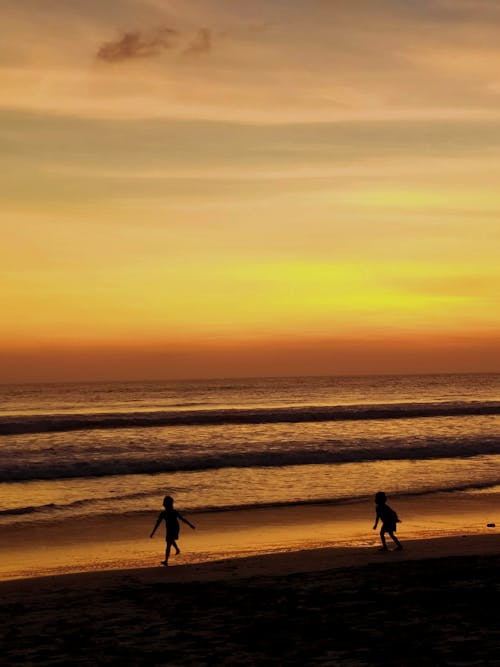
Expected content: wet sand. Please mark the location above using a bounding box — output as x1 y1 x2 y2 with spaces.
1 533 500 665
1 488 498 581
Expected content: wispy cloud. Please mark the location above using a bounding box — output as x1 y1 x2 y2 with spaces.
4 0 500 122
97 27 178 62
97 25 215 63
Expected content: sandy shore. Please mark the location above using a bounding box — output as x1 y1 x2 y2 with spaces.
1 533 500 666
2 489 499 581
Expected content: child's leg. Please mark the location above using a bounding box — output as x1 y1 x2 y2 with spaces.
388 531 402 550
172 540 180 555
162 542 172 565
380 529 388 550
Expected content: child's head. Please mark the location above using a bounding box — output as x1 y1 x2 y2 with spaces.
163 495 174 509
375 491 387 505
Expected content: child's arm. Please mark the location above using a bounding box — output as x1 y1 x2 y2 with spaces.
373 509 379 530
178 512 195 530
150 513 163 538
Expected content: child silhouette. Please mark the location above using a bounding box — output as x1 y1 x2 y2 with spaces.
150 495 195 566
373 491 403 551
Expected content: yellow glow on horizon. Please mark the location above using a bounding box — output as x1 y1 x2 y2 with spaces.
1 259 498 349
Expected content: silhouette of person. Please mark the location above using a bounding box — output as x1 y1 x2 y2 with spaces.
373 491 403 551
150 495 195 565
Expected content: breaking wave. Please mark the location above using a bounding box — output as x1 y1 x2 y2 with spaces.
2 435 499 482
1 400 499 435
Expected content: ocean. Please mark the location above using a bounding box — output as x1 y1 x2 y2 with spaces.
1 373 499 532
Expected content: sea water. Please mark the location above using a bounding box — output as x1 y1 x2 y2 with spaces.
1 374 499 530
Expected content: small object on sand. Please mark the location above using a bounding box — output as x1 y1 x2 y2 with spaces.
486 523 496 528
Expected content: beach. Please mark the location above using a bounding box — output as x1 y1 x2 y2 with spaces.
2 533 500 666
1 375 499 663
2 493 500 666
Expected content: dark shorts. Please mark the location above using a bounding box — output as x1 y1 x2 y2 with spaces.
166 529 179 543
381 523 397 533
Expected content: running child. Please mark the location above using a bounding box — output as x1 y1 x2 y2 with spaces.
150 495 195 565
373 491 403 551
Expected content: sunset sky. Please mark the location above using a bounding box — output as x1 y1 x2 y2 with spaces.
1 0 499 381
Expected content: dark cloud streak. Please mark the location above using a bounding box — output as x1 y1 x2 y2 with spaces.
97 27 178 63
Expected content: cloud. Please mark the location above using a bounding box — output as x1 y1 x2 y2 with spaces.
6 0 500 123
97 26 214 63
97 27 178 62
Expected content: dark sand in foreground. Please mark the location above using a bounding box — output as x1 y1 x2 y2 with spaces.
2 534 500 666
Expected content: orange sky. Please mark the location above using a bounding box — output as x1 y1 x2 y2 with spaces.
1 0 499 382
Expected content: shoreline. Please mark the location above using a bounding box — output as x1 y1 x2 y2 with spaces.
1 489 499 581
1 531 499 587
